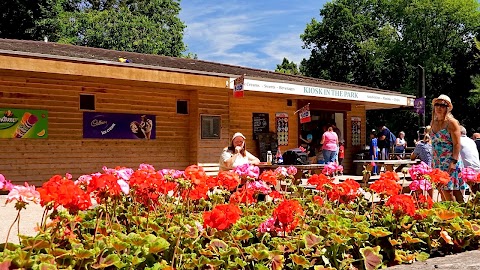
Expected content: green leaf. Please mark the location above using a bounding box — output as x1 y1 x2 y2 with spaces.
369 228 392 238
416 252 430 262
91 254 122 269
209 239 228 249
73 248 94 259
290 254 309 266
360 246 383 270
271 254 284 270
148 237 170 254
38 263 57 270
220 247 240 257
304 232 324 249
234 229 254 241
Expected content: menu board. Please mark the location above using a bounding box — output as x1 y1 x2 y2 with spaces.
257 133 278 162
252 113 269 140
351 117 361 146
275 112 289 146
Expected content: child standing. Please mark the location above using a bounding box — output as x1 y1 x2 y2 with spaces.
338 142 345 165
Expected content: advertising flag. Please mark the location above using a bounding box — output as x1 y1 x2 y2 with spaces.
299 104 311 124
414 97 425 114
233 75 245 98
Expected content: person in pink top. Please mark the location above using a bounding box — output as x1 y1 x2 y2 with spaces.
320 126 339 163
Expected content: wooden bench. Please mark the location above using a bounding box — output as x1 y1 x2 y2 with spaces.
353 159 419 186
198 163 220 176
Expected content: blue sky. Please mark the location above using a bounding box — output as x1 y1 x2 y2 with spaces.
179 0 329 71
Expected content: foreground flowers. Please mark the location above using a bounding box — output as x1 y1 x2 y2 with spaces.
2 163 480 270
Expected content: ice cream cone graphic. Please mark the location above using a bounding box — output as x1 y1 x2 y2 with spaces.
13 112 38 138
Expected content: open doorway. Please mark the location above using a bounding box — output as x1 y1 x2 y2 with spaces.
299 110 345 164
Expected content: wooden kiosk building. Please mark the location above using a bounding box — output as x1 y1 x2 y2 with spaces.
0 39 415 185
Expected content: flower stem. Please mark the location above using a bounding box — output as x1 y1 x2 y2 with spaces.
5 210 20 245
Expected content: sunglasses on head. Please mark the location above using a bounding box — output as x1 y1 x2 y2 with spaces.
434 103 448 108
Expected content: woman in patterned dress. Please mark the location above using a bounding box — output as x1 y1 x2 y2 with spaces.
430 94 465 202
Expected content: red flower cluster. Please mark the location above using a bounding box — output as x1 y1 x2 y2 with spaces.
259 170 277 186
38 175 91 212
326 179 360 204
203 203 242 230
129 169 176 207
230 187 257 204
427 169 451 186
308 174 333 192
87 174 123 203
216 171 241 191
184 165 207 185
369 173 401 197
385 194 416 217
272 199 305 232
313 195 324 206
416 194 433 209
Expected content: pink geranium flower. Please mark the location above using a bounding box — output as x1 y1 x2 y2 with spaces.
322 162 343 176
258 217 277 233
6 183 40 204
409 162 432 180
234 164 260 179
0 174 14 191
274 167 288 177
287 166 298 176
409 179 432 191
459 167 478 183
139 163 156 171
160 169 184 179
246 180 271 195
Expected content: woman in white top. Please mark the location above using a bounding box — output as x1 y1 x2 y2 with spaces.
394 131 407 158
219 132 260 171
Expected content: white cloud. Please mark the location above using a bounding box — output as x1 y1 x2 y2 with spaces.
180 1 324 70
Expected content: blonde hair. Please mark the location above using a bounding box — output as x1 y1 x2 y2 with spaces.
423 133 431 143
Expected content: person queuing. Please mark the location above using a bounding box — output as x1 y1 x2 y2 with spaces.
219 132 260 171
460 126 480 194
320 125 338 163
430 94 466 202
472 133 480 156
411 132 432 166
394 131 407 159
369 130 379 175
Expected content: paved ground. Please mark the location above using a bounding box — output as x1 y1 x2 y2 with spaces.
1 192 480 269
0 195 44 244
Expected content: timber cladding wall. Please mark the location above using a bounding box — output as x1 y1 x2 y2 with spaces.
0 71 192 186
344 105 367 174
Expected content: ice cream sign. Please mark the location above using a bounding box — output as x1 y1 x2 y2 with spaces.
0 109 48 139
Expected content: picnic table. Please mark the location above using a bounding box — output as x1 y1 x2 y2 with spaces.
353 159 420 173
257 163 325 179
353 159 420 186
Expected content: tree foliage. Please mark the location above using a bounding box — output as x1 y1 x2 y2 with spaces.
301 0 480 138
0 0 50 39
275 58 301 75
9 0 187 57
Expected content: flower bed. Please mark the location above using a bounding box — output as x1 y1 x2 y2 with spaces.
1 162 480 269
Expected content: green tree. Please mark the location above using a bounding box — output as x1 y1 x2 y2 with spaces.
275 57 301 75
301 0 480 137
38 0 186 56
0 0 49 39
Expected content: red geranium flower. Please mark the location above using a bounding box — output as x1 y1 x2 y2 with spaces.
259 170 277 185
272 199 304 232
386 194 416 217
308 174 333 192
427 169 451 186
230 188 256 204
38 175 92 212
217 171 240 191
184 165 207 185
313 195 324 206
369 178 401 197
203 203 242 230
182 183 209 201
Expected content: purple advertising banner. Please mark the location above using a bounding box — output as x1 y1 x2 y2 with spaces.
414 97 425 114
83 112 156 139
